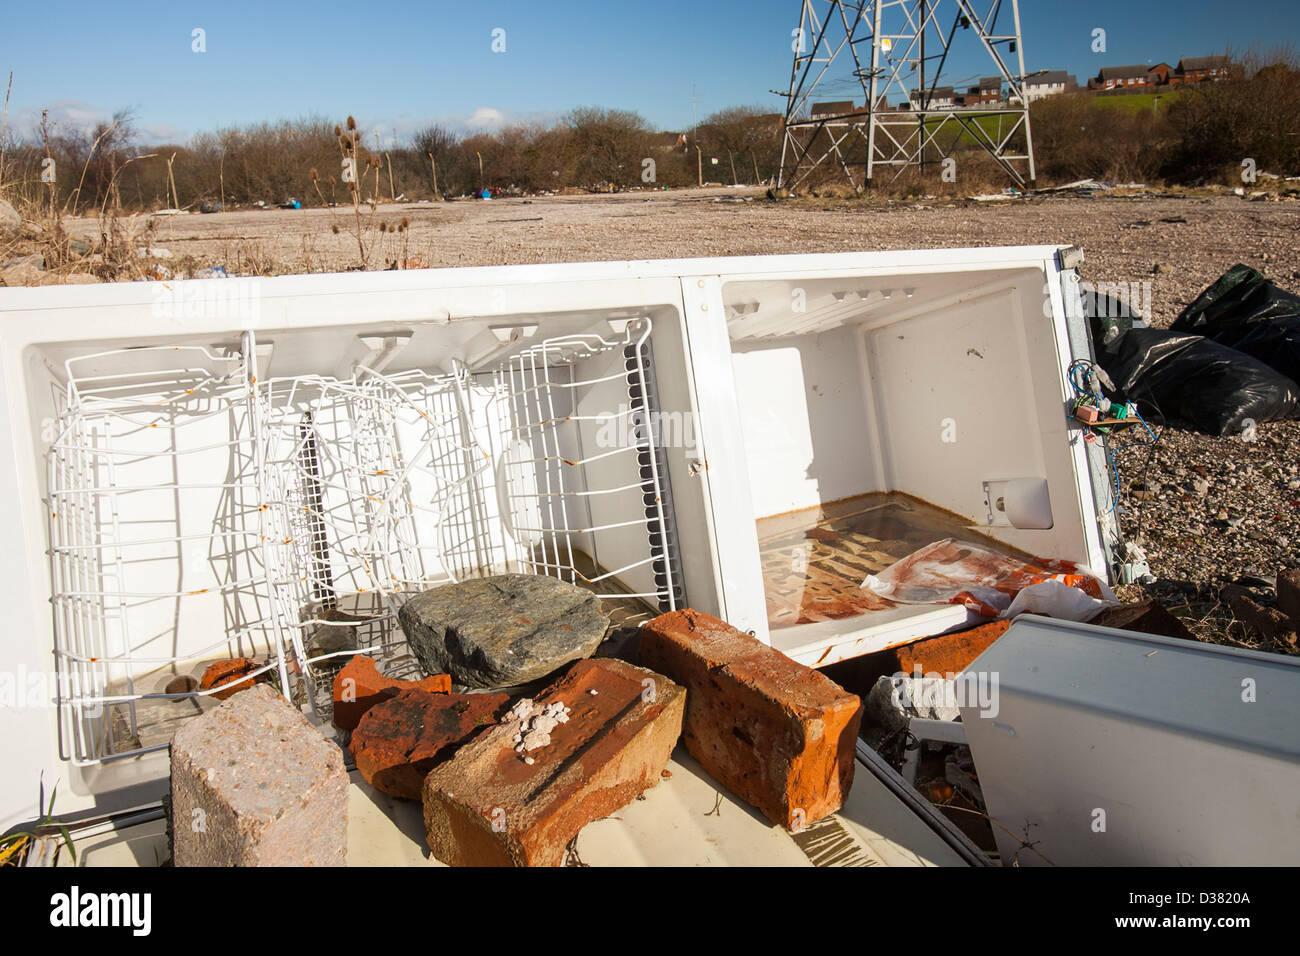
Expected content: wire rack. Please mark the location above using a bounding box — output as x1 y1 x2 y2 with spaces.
46 320 682 765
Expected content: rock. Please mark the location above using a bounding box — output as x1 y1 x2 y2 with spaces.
0 199 20 235
868 675 961 727
350 689 509 799
0 254 45 287
304 607 365 660
398 574 609 688
422 657 683 866
1278 569 1300 627
48 272 100 285
638 609 862 830
68 237 93 256
895 619 1010 675
169 684 348 866
199 657 267 701
331 654 452 730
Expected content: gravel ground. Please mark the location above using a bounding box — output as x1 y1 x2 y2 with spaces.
31 187 1300 650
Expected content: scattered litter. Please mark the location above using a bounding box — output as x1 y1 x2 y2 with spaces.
862 537 1117 620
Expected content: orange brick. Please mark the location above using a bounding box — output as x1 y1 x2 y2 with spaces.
638 609 861 830
422 658 684 866
199 657 266 701
332 655 452 730
351 689 509 799
895 620 1011 676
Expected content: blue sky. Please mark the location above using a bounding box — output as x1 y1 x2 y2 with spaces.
2 0 1297 145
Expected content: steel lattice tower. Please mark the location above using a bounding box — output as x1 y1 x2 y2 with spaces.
776 0 1037 192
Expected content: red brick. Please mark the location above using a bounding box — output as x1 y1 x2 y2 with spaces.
895 620 1011 676
1279 569 1300 628
422 657 684 867
331 655 452 730
199 658 267 701
350 689 510 799
638 609 861 830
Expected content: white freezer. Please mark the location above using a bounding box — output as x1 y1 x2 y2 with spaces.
0 246 1115 834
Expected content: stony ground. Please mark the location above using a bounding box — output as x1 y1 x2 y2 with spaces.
11 186 1300 651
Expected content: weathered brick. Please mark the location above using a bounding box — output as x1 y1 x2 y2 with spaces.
169 684 347 866
638 609 861 830
331 654 452 730
895 620 1011 675
1279 569 1300 628
199 657 266 701
1090 600 1196 642
1222 584 1298 647
422 657 683 867
351 689 510 799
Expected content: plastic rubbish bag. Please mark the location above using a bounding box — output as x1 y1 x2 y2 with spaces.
862 537 1117 620
1097 326 1299 435
1171 263 1300 387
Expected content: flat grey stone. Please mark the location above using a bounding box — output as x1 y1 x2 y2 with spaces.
169 683 347 866
398 574 609 689
0 199 19 236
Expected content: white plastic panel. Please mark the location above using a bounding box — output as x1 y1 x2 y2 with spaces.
961 615 1300 866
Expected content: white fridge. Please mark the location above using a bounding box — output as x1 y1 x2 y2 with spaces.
0 245 1115 830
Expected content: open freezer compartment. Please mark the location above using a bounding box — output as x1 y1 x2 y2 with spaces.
717 256 1111 667
3 277 717 828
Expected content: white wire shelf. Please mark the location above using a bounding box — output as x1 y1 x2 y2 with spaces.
45 319 682 764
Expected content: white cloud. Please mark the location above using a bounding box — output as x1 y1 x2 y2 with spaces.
464 107 507 130
356 107 569 147
6 100 189 146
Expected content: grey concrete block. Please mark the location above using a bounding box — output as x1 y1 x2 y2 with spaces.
169 683 347 866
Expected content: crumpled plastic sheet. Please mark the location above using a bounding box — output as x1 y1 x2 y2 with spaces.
862 537 1118 621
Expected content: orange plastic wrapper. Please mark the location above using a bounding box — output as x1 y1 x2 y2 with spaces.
862 537 1116 619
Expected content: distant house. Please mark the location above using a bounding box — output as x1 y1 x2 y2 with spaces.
1089 63 1170 91
809 100 859 121
979 76 1004 102
908 86 956 109
1173 55 1234 84
1022 69 1074 102
653 132 689 152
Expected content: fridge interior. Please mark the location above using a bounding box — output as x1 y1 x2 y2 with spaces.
722 265 1096 664
26 303 709 793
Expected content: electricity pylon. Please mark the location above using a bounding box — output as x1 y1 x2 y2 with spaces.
776 0 1037 193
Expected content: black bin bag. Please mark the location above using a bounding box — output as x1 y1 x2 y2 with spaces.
1171 264 1300 386
1097 326 1299 436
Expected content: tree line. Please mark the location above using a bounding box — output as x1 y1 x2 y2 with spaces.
1 51 1296 215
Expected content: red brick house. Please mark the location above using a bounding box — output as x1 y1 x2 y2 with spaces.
1172 55 1234 84
1089 63 1170 91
